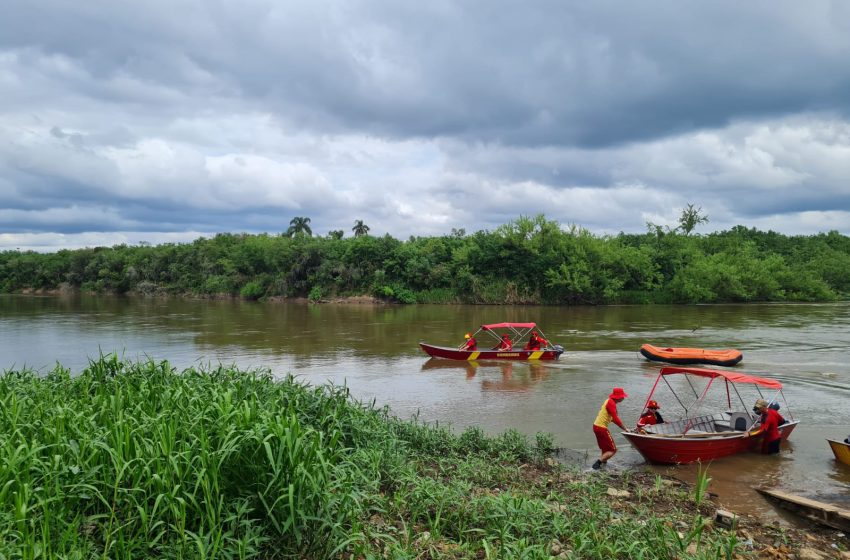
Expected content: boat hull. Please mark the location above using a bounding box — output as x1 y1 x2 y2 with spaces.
623 421 798 464
828 439 850 467
419 343 563 361
639 344 743 367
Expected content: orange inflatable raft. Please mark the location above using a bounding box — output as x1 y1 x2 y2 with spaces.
639 344 743 367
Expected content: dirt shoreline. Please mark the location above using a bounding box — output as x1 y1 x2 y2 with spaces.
546 466 845 560
18 287 386 304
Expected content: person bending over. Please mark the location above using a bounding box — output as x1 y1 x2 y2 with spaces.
592 387 629 470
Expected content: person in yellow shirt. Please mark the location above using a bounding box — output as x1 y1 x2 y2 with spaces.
591 387 629 470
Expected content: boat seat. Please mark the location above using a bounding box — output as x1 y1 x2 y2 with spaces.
651 414 725 435
713 420 732 431
728 412 754 431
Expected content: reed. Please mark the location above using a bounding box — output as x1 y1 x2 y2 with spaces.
694 462 713 506
0 355 743 559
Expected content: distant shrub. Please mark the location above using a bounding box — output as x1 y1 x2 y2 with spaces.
374 284 416 304
201 275 236 295
240 281 265 300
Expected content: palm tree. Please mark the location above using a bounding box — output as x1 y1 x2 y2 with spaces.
287 216 312 237
352 220 370 237
328 230 344 240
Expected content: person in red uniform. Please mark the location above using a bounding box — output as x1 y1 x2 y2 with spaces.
460 333 477 351
636 400 664 432
524 330 547 350
492 334 512 350
591 387 630 469
747 399 783 454
769 402 787 425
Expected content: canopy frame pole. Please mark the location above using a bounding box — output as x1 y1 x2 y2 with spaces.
684 373 700 399
480 326 506 345
779 389 793 421
662 375 689 416
642 372 664 416
729 381 749 417
683 377 715 434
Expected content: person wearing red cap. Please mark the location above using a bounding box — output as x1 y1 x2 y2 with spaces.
461 333 477 351
492 334 512 351
524 330 546 351
636 400 664 432
592 387 629 470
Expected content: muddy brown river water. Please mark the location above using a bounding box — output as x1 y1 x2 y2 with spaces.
2 295 849 522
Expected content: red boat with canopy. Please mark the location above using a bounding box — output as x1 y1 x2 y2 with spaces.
419 322 564 361
622 366 798 464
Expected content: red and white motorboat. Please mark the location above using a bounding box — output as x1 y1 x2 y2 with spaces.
623 366 798 464
419 322 564 361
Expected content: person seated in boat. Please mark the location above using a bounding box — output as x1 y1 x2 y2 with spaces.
636 400 664 432
460 333 477 351
746 399 782 454
524 330 546 350
492 334 512 351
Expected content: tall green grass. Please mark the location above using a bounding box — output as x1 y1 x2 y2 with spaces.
0 356 742 558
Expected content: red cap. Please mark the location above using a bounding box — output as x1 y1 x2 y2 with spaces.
609 387 628 399
647 400 660 409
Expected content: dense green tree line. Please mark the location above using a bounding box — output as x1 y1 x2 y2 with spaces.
1 215 847 304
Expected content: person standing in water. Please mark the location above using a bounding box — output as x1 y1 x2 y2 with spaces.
747 399 783 454
592 387 629 470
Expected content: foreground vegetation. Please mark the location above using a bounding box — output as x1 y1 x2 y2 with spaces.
4 356 826 559
3 215 850 304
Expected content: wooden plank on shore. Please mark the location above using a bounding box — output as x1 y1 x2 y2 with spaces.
762 490 839 512
757 488 850 531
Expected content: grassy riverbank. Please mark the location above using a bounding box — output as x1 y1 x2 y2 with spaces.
0 357 840 558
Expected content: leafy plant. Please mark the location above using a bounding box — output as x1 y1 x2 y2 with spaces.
240 280 265 300
308 285 323 302
694 462 712 505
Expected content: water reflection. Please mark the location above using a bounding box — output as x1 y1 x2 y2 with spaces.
421 358 478 378
421 359 550 392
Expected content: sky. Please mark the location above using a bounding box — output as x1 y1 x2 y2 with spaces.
3 1 850 251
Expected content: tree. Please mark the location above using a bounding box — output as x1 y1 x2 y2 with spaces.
352 220 370 237
677 204 709 236
328 230 344 240
286 217 312 237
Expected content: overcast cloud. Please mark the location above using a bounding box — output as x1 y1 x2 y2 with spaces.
3 0 850 250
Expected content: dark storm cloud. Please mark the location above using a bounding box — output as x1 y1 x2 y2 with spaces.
5 1 850 147
3 0 850 250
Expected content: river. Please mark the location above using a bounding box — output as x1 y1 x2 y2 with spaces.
2 294 849 522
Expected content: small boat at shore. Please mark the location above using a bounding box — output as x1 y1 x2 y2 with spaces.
757 488 850 531
639 344 743 367
419 322 564 361
828 439 850 466
623 366 798 464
